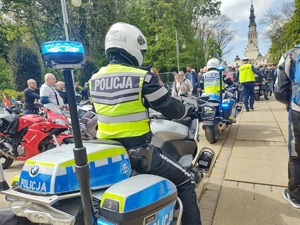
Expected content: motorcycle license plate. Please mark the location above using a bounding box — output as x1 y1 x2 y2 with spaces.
254 86 260 90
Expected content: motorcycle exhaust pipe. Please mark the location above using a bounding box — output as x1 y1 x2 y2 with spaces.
218 123 226 131
0 163 9 190
0 149 16 160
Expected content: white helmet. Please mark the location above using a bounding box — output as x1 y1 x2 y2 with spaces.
105 22 147 66
206 58 220 70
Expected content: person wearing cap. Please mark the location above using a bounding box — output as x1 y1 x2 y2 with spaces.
235 58 264 111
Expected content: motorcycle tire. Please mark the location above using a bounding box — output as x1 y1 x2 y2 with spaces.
0 155 14 170
255 93 260 101
204 124 219 144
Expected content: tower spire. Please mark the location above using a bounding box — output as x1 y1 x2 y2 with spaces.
249 1 256 27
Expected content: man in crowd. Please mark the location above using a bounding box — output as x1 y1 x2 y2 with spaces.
274 44 300 209
40 73 64 108
56 81 67 105
185 65 198 95
23 79 40 114
81 82 90 101
196 68 205 96
268 64 276 96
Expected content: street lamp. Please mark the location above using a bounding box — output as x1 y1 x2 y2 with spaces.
60 0 82 40
175 29 186 72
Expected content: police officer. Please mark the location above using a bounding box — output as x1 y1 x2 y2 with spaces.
203 58 233 94
235 58 264 111
203 58 235 120
274 44 300 209
89 22 201 225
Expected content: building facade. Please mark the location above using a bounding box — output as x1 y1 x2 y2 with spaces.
232 1 269 67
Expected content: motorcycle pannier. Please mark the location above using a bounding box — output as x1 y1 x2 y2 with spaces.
98 174 177 225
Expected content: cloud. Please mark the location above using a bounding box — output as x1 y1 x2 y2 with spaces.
232 34 247 43
220 0 277 23
220 0 286 62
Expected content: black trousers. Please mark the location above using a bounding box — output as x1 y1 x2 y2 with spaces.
135 146 201 225
288 110 300 202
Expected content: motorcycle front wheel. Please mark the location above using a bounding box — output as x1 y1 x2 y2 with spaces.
204 124 219 144
0 154 14 170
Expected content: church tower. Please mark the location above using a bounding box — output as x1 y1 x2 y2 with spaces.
243 1 259 60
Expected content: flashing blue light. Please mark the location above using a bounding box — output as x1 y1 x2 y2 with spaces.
42 41 84 55
216 66 225 71
221 103 230 108
97 218 115 225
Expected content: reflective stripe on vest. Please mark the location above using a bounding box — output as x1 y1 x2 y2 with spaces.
203 70 223 94
97 111 148 123
239 64 255 83
89 64 150 139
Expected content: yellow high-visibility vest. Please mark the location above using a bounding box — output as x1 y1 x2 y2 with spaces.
204 70 224 94
89 64 150 139
239 64 255 83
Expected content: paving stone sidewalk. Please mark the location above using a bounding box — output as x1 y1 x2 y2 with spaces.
199 97 300 225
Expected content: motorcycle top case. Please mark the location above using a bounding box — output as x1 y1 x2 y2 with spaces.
17 140 131 195
98 174 177 225
221 98 234 119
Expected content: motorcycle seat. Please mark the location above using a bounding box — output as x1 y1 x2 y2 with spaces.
171 117 192 127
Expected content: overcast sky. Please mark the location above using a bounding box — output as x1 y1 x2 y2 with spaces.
220 0 289 64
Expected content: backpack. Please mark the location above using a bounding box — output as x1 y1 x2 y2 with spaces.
292 53 300 105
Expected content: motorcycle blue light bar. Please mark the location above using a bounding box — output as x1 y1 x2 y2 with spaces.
42 41 84 55
216 66 225 71
41 41 85 68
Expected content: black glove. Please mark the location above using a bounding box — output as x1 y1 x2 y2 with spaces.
186 105 198 119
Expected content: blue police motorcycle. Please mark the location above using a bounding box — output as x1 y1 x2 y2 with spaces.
201 67 243 144
0 41 215 225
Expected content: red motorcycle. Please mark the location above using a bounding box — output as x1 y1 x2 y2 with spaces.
0 103 73 169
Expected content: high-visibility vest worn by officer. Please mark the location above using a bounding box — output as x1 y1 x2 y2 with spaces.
238 64 255 83
203 70 224 94
89 64 150 139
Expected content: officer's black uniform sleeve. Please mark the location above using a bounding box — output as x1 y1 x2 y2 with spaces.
252 65 263 78
142 72 189 120
274 53 292 107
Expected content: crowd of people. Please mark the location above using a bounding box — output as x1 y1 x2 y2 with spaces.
169 59 277 112
23 73 90 115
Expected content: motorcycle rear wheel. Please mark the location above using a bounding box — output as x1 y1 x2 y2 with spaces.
0 155 14 170
255 93 260 101
204 124 219 144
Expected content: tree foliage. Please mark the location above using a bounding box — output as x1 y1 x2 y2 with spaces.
0 0 244 91
259 0 297 63
10 44 42 91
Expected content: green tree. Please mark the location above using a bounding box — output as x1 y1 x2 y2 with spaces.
0 0 222 74
282 0 300 48
10 44 42 91
0 58 13 90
